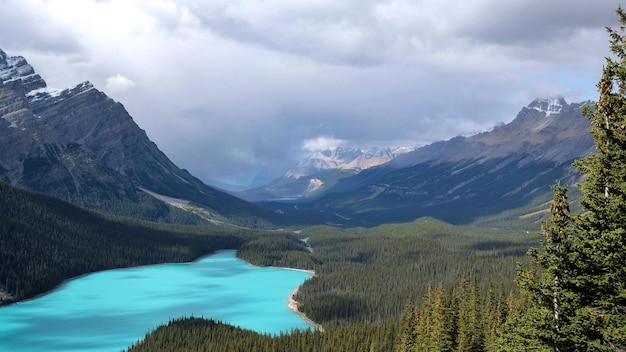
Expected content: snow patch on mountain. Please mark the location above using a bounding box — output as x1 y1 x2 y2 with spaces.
0 51 34 83
307 178 324 192
286 146 414 178
26 87 63 100
528 97 566 117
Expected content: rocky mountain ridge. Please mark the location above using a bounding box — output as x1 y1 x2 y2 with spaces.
237 146 413 202
286 146 414 178
0 48 287 227
388 97 592 168
259 97 595 226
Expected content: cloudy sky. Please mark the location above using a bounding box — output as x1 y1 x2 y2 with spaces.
0 0 619 187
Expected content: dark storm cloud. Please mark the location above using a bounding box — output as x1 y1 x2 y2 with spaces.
455 0 618 46
191 0 388 66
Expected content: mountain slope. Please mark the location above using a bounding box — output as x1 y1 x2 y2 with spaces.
0 180 249 302
259 98 594 227
0 49 288 227
238 146 413 202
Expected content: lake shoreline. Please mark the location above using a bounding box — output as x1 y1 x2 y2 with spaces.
3 249 323 333
0 251 219 308
238 255 322 332
287 287 323 332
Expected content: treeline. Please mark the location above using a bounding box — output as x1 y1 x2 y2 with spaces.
290 219 535 326
126 317 397 352
125 275 519 352
0 181 537 350
123 268 584 352
68 189 208 225
396 276 520 352
237 234 321 269
0 181 309 304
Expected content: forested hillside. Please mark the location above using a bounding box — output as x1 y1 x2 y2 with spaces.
286 220 533 325
127 317 398 352
127 276 519 352
0 178 536 351
0 181 310 303
129 7 626 352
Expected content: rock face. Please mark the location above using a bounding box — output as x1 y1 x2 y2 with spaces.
261 98 596 226
0 49 283 226
238 146 413 202
286 146 412 179
386 98 592 168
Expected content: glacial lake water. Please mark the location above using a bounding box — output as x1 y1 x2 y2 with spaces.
0 250 314 352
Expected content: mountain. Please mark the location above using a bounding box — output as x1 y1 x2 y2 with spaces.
259 97 595 227
237 146 414 202
286 146 414 178
0 49 288 227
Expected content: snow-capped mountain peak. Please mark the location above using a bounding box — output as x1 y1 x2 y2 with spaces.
0 49 48 94
527 97 567 117
286 146 414 179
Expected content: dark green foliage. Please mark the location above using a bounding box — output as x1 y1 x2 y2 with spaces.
571 11 626 348
0 181 308 304
500 7 626 350
111 213 531 351
130 277 515 352
498 184 577 350
292 218 534 326
126 317 397 352
416 282 455 351
396 276 516 352
0 182 536 351
456 276 486 352
237 234 320 268
396 297 417 352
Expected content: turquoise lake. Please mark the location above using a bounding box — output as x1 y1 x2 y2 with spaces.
0 250 314 352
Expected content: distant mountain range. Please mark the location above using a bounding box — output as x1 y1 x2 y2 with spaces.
258 97 595 226
0 49 289 228
237 146 414 202
0 48 597 229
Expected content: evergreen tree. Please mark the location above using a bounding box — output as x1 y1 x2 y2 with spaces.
456 277 485 352
572 6 626 350
501 184 576 350
483 285 507 352
397 297 417 352
417 282 454 351
502 7 626 351
416 282 435 351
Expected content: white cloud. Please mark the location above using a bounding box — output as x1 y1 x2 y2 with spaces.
303 137 347 151
105 74 136 93
0 0 619 186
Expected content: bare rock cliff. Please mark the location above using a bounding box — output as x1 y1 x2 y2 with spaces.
0 49 282 226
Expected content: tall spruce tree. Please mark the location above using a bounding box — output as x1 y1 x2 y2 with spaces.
501 183 576 350
501 7 626 351
571 6 626 349
416 282 454 351
456 276 485 352
397 297 417 352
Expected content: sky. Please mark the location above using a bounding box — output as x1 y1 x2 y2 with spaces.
0 0 620 187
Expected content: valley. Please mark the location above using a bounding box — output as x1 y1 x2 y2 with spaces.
2 6 626 351
0 180 534 351
252 97 593 227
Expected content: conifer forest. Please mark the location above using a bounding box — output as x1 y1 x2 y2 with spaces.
2 6 626 352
